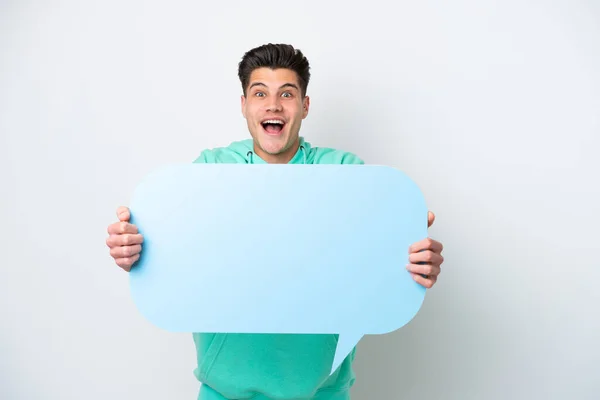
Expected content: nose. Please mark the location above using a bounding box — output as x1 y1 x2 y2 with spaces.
265 96 283 112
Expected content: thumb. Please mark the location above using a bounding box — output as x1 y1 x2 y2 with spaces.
116 206 130 222
427 211 435 228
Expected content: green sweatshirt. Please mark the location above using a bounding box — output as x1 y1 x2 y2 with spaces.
191 137 364 400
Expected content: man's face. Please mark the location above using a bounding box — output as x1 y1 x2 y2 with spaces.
241 67 310 163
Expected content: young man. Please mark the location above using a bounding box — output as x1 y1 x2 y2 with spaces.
106 43 445 400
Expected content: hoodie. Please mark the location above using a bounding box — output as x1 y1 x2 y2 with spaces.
191 137 364 400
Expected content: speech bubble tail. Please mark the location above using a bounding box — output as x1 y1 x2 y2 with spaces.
330 333 363 375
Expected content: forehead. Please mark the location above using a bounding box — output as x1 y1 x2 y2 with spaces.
248 67 300 88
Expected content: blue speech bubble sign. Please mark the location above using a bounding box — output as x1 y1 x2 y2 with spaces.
128 164 428 374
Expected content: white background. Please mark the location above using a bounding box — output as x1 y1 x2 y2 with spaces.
1 1 599 399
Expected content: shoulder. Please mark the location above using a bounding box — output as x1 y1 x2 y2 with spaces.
307 146 365 165
192 139 253 164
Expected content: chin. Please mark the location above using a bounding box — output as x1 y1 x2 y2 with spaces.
256 132 291 154
259 140 288 155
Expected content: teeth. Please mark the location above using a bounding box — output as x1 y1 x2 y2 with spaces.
263 120 284 125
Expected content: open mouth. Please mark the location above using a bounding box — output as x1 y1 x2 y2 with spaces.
261 119 286 136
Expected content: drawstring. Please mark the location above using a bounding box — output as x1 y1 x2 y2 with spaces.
247 145 306 164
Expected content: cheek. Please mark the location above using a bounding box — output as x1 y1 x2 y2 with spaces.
245 107 259 122
286 105 301 118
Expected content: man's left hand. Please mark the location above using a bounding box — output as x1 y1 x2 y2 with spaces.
406 211 444 289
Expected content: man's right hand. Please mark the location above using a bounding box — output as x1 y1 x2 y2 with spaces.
106 206 144 272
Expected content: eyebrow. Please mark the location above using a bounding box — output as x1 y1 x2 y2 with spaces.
249 82 299 91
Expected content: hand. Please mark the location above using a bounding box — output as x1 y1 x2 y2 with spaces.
106 206 144 272
406 211 444 289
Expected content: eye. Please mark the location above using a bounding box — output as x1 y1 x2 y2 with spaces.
282 92 292 98
255 92 265 97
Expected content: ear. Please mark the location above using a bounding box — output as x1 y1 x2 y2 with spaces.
302 95 310 119
241 94 247 118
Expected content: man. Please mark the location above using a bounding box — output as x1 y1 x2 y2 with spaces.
106 43 444 400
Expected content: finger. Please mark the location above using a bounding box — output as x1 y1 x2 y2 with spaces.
115 253 140 272
106 233 144 248
428 211 435 228
110 244 142 259
407 263 441 277
411 272 437 289
408 237 443 254
116 206 130 222
107 221 139 235
409 250 444 266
